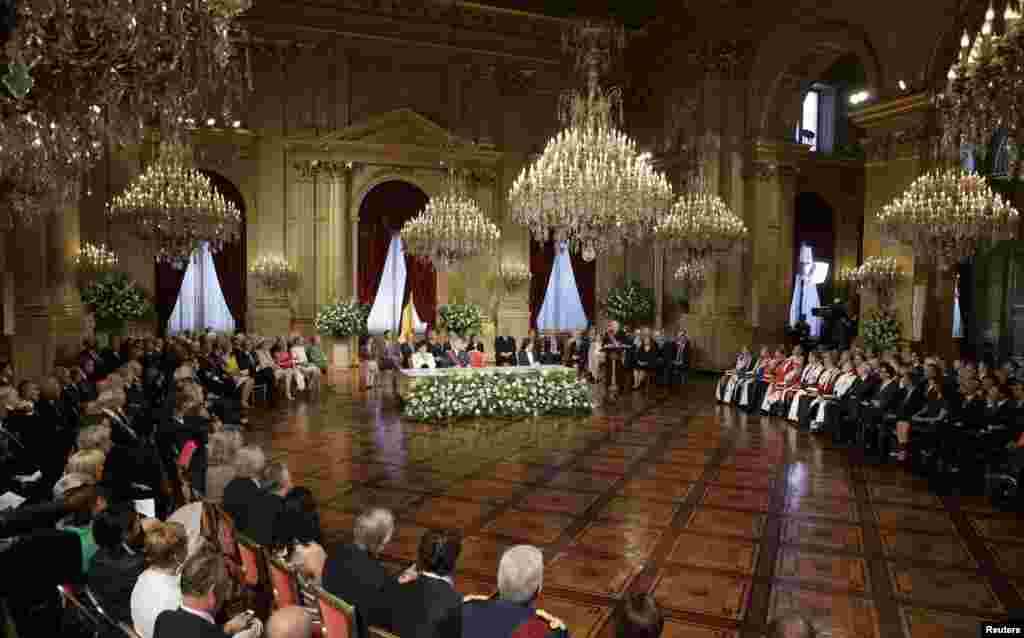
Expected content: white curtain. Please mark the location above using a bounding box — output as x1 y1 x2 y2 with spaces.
537 242 588 332
789 244 821 337
168 242 236 334
366 235 415 334
953 282 964 338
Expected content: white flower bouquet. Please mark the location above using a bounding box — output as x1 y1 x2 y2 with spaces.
861 308 902 352
604 279 655 325
314 299 370 337
80 271 154 333
438 303 483 337
402 369 593 422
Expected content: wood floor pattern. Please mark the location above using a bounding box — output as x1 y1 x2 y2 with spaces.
246 375 1023 638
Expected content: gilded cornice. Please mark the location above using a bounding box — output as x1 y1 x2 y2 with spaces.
848 92 933 130
746 138 810 178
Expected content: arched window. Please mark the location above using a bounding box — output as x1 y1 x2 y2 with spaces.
168 242 236 334
536 242 589 332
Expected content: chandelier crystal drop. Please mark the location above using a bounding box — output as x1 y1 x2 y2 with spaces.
876 168 1018 269
507 22 673 261
0 0 251 224
938 0 1024 172
107 141 242 269
654 173 748 259
249 254 299 292
401 167 500 271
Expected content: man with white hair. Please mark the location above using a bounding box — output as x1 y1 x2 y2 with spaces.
222 445 279 544
322 508 395 617
462 545 567 638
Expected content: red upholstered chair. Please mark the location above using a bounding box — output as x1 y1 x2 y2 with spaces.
268 555 299 608
315 586 356 638
469 350 485 368
236 534 263 587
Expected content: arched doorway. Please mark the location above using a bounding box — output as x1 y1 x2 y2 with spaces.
793 191 835 287
153 170 247 335
357 180 437 327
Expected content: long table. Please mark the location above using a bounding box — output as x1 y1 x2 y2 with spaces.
397 365 575 397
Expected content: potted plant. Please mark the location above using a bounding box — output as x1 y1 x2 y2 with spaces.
314 299 370 369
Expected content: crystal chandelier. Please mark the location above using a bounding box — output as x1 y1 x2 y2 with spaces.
498 262 532 292
654 172 748 260
846 256 904 306
401 166 500 271
508 22 672 261
938 1 1024 174
673 258 707 296
0 0 251 225
72 241 119 286
249 254 299 293
107 141 242 269
876 168 1018 269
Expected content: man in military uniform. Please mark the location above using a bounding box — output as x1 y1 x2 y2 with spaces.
462 545 568 638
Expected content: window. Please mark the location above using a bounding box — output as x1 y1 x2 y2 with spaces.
366 234 426 335
536 242 588 332
168 242 236 334
796 90 820 151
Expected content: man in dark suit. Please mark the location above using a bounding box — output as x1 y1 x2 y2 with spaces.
99 336 125 379
153 550 260 638
368 529 463 638
517 339 540 366
463 545 567 638
87 504 146 625
323 508 396 630
222 445 282 546
495 336 517 366
35 376 76 486
860 363 903 452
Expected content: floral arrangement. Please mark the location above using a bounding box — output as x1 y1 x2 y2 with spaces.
249 254 299 292
604 279 656 325
861 308 902 352
80 271 154 333
438 303 483 337
314 299 370 338
403 369 593 422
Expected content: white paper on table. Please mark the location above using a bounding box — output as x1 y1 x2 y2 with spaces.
134 499 156 518
0 491 26 511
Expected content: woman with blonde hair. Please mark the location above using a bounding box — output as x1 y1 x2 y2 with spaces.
65 448 106 482
130 520 189 638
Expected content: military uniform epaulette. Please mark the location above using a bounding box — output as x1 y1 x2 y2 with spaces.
463 594 491 603
534 608 566 631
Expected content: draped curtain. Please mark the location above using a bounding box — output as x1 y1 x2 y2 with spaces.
529 239 556 329
367 235 407 334
204 171 246 332
168 242 237 334
155 262 186 336
537 242 588 331
957 262 974 356
570 250 596 324
358 181 431 317
405 255 437 327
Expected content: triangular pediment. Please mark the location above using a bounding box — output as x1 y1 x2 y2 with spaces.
323 108 460 148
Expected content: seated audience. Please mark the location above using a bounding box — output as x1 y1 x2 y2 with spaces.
272 343 303 400
462 544 567 638
615 593 663 638
276 486 322 547
517 338 540 366
716 346 753 402
54 473 108 575
368 528 463 638
223 445 281 546
633 333 660 389
305 335 328 373
88 504 147 625
152 549 262 638
206 430 243 503
131 520 189 638
769 614 817 638
495 335 517 366
290 336 321 395
323 508 395 617
411 342 436 369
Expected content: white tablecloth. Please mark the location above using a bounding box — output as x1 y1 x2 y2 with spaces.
398 365 575 396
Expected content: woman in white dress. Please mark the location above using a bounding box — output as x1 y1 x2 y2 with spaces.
290 336 321 394
130 521 187 638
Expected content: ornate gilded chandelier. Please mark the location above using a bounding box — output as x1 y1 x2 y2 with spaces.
401 166 500 271
72 241 119 286
846 256 904 306
673 258 707 296
938 1 1024 174
249 254 299 293
507 22 672 261
498 262 532 292
654 172 748 260
0 0 251 225
876 168 1018 269
107 141 242 269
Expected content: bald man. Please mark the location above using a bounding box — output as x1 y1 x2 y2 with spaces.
266 606 312 638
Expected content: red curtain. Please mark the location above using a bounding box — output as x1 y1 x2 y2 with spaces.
358 181 430 305
199 171 247 332
570 251 596 325
405 256 437 326
154 262 186 336
529 239 556 329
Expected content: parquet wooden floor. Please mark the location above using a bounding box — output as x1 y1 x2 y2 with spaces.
245 374 1023 638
